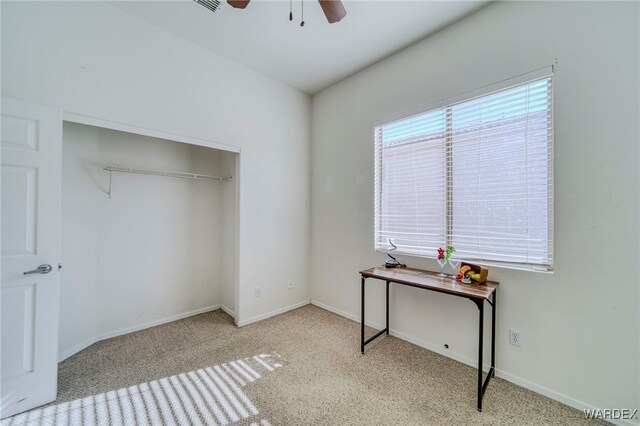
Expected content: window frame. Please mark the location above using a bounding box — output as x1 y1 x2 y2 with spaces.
374 67 555 272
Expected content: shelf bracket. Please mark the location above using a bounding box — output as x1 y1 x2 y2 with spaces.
107 168 112 198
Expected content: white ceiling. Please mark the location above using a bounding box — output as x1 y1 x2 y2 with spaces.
110 0 490 94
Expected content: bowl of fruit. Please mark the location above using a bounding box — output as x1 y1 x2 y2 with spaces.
456 263 489 284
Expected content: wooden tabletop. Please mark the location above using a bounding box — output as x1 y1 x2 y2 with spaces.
360 265 498 300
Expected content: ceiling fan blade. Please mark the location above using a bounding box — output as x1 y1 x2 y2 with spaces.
227 0 251 9
318 0 346 23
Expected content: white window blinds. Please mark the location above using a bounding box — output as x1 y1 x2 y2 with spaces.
375 71 553 271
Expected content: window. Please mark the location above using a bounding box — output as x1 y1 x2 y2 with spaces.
374 70 553 271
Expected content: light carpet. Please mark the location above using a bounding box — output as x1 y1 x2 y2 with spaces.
7 305 604 425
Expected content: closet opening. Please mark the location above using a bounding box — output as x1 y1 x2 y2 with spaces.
58 121 239 362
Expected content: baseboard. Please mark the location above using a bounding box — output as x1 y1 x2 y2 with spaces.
236 300 310 327
58 305 221 362
310 299 388 334
220 305 236 319
310 299 479 368
58 337 99 363
310 299 636 425
494 370 639 426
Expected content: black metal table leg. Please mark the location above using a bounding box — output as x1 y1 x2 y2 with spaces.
470 293 496 411
361 276 365 353
477 300 484 412
386 281 390 335
491 290 496 377
360 275 390 353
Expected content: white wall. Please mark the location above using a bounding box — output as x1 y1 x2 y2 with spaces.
310 0 639 417
60 122 233 358
220 150 239 318
1 1 311 328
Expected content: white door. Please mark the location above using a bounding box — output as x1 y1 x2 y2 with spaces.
1 97 62 418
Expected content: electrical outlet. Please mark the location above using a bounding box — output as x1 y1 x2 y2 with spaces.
509 329 521 347
254 287 261 297
288 280 294 289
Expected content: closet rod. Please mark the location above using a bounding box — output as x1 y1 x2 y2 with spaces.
104 165 232 182
103 164 231 198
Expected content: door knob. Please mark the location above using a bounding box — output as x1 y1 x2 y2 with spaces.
23 264 53 275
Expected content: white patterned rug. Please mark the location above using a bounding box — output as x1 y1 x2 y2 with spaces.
3 353 285 426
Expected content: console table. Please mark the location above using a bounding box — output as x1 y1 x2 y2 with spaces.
359 265 499 411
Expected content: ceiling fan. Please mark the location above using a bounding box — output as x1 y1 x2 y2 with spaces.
227 0 347 24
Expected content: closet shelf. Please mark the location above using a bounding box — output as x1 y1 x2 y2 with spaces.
104 164 232 198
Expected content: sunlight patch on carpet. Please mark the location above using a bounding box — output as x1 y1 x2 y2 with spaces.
3 352 285 426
